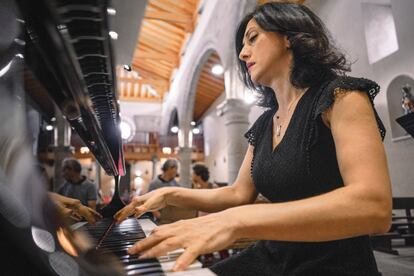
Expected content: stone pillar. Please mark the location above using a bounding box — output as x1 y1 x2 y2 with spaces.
178 146 192 188
222 58 252 184
223 99 250 184
52 108 72 192
177 124 192 188
151 154 157 180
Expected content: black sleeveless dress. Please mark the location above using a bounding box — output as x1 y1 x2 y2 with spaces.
211 76 386 276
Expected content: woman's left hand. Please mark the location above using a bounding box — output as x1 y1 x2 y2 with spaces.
128 211 238 271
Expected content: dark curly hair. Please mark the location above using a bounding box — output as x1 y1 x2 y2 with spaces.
235 2 351 108
192 163 210 182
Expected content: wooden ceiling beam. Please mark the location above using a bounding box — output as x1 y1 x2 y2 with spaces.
197 77 224 88
138 36 181 53
135 51 179 65
197 82 223 93
150 0 190 16
139 60 173 75
118 76 168 87
170 0 196 14
147 16 186 35
139 29 182 49
200 73 225 84
130 64 171 82
145 11 193 24
138 42 178 57
142 21 180 41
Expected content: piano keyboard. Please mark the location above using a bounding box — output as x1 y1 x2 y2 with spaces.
80 218 216 276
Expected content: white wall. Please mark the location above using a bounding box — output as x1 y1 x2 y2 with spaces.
307 0 414 196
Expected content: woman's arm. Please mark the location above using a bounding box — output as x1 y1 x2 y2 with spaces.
229 91 392 241
115 145 258 221
166 145 258 212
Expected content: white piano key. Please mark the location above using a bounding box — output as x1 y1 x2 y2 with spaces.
138 218 216 276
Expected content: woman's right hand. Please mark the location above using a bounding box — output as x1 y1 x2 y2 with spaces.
114 188 171 223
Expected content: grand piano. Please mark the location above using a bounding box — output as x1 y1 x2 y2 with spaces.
0 0 214 274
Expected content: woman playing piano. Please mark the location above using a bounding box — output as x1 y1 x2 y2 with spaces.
115 2 392 275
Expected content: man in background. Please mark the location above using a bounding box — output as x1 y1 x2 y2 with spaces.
147 159 179 193
58 158 98 209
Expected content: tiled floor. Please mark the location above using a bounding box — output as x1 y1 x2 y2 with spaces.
375 246 414 276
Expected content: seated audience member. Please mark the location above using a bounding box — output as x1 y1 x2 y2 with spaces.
192 163 218 190
192 163 217 217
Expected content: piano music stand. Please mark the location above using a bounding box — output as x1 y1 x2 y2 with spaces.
396 113 414 138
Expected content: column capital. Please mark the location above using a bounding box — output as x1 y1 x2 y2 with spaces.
217 98 251 126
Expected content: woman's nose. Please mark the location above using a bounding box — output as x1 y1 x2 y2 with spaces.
239 46 250 61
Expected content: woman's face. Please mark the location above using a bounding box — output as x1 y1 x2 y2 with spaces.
239 19 292 86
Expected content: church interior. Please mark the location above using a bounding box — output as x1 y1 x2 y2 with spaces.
1 0 414 275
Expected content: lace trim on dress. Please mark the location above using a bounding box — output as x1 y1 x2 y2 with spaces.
312 76 386 140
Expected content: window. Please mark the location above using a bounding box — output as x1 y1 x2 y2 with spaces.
362 2 398 64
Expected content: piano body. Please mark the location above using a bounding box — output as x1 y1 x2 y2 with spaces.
0 0 214 274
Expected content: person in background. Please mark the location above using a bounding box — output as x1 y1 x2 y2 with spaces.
191 163 217 190
192 163 228 264
191 163 217 217
58 157 98 210
147 159 180 193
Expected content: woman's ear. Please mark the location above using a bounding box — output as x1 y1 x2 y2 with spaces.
284 36 291 50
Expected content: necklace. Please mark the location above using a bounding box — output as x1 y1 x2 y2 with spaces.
275 93 303 137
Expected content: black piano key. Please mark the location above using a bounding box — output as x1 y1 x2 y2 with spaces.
84 218 165 275
119 257 159 265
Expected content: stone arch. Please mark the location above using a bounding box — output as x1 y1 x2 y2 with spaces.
178 43 224 131
167 107 179 134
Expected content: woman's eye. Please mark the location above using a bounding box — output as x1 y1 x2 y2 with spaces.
248 34 258 43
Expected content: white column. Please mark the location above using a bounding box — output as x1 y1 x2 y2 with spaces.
222 99 250 184
177 123 193 188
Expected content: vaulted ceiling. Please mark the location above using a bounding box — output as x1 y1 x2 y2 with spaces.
117 0 201 102
117 0 305 120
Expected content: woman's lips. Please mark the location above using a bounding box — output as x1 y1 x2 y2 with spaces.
247 62 255 71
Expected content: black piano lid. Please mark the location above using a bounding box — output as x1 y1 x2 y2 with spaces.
20 0 125 176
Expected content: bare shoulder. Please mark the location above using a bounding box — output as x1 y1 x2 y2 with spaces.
322 90 373 128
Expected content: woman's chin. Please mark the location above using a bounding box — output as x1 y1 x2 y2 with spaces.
250 74 260 85
250 76 265 87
